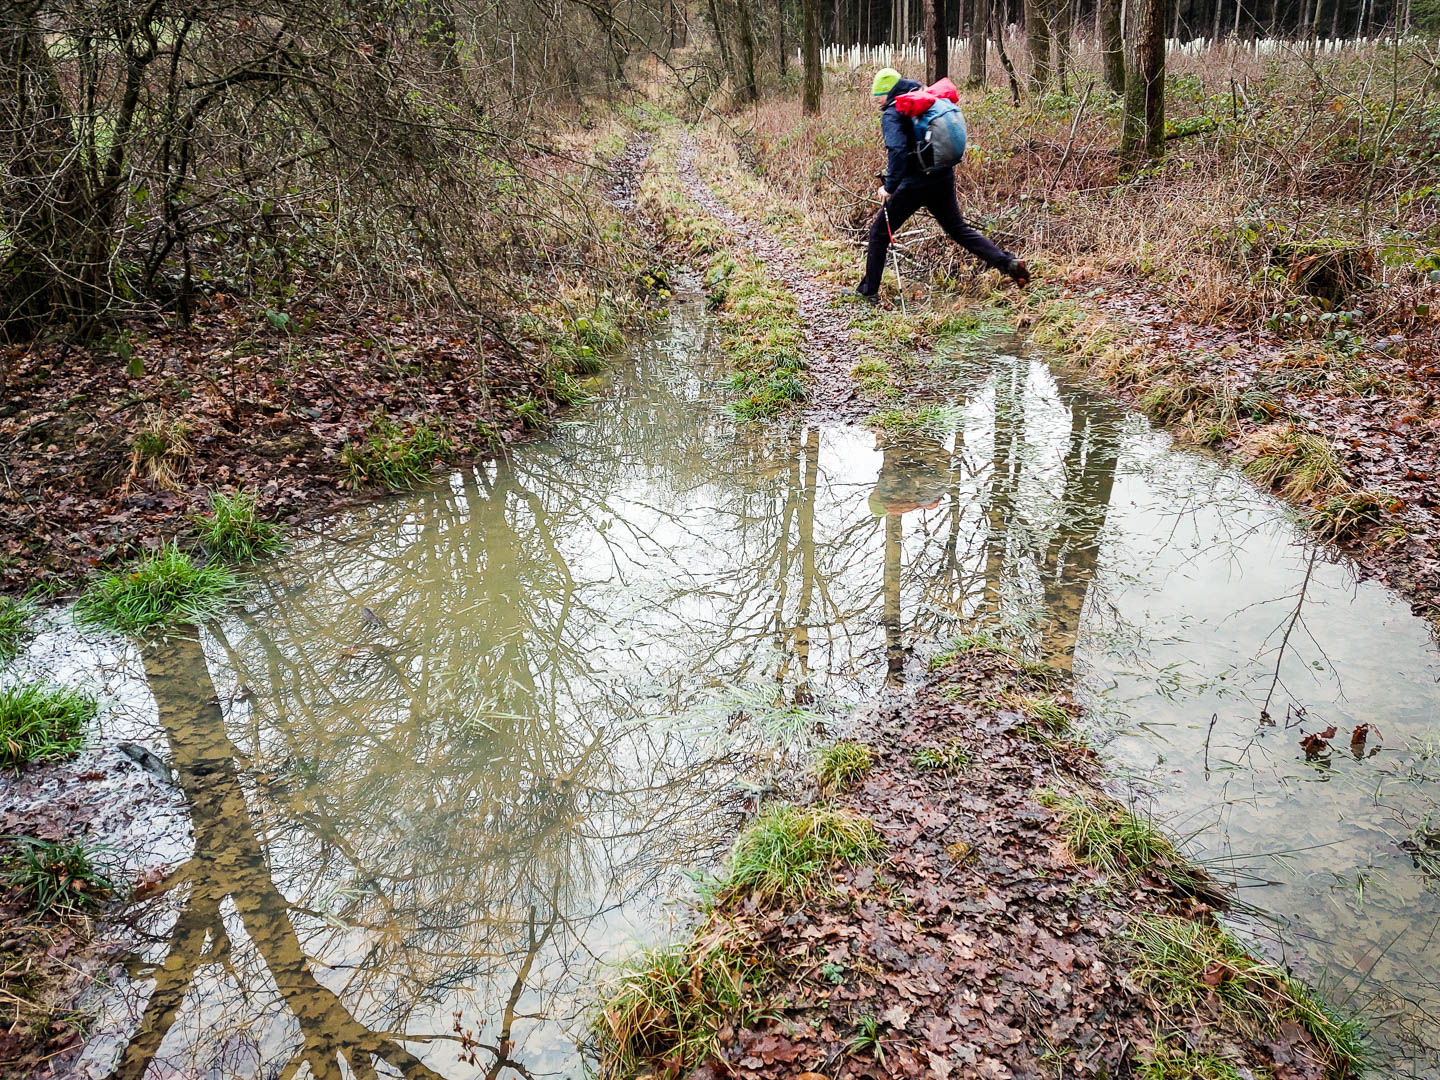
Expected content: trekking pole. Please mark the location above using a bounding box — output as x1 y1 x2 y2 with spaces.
883 200 906 317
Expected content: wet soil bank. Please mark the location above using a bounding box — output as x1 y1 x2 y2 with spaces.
599 647 1356 1080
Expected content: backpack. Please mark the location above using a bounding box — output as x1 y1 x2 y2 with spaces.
893 78 967 173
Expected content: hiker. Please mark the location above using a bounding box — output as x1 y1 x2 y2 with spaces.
857 68 1029 304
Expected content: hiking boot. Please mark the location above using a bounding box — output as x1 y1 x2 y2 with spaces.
1004 259 1031 288
855 286 879 306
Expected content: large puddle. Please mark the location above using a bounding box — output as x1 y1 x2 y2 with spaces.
7 300 1440 1078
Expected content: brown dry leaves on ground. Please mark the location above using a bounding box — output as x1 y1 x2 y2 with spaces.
1 296 566 592
680 649 1332 1080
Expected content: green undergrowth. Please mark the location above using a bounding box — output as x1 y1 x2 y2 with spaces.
1137 1039 1244 1080
190 489 284 563
0 682 94 771
0 595 37 662
339 417 454 490
814 741 872 794
1131 914 1368 1078
3 837 114 915
1239 424 1350 501
76 542 240 635
707 254 809 420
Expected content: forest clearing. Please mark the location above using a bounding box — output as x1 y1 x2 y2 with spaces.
2 2 1439 1079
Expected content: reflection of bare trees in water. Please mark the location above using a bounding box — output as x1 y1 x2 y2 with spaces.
111 342 1132 1078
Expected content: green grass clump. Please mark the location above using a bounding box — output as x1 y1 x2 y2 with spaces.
722 803 883 906
590 938 755 1078
727 369 808 420
1137 1040 1242 1080
3 837 113 915
1308 489 1388 541
929 631 1005 669
852 356 898 399
0 682 94 771
867 404 964 439
553 303 625 375
190 489 283 562
0 595 37 663
912 739 971 775
1042 792 1185 883
1130 915 1368 1078
814 741 872 794
847 1014 887 1063
339 418 453 489
1240 425 1349 500
76 542 240 634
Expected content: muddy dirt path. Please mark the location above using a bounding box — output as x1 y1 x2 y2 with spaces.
675 133 867 421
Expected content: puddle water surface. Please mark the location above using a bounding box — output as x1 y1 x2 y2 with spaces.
9 301 1440 1078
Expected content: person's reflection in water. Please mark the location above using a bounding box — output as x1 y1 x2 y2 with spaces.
869 433 955 683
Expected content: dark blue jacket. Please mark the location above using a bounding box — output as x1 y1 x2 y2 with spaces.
880 78 954 194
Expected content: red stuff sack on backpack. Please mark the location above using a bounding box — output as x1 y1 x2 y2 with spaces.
894 90 937 118
926 77 959 103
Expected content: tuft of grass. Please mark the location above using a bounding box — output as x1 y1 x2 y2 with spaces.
847 1014 886 1063
0 682 94 771
1130 915 1368 1078
0 595 37 663
852 356 899 399
866 404 964 439
590 938 755 1078
127 411 192 491
3 837 113 915
1137 1039 1242 1080
75 542 240 635
1240 425 1349 500
727 369 808 420
339 418 453 489
1308 489 1388 542
721 804 883 906
912 739 971 775
1041 792 1206 894
928 631 1005 669
190 489 284 562
814 741 872 794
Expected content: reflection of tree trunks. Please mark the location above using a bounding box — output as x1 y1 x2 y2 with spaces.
124 636 446 1080
884 512 904 682
1038 399 1119 670
981 365 1023 622
793 428 820 696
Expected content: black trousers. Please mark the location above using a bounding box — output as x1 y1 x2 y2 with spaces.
857 180 1013 296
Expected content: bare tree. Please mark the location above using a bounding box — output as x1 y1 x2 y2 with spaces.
1121 0 1168 163
804 0 823 111
1101 0 1126 93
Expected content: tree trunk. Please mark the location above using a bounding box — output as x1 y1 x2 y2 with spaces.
1027 0 1052 89
1101 0 1125 89
803 0 822 109
968 0 990 84
779 0 788 75
935 0 950 74
1055 0 1072 93
993 2 1022 102
1120 0 1165 165
737 0 759 101
1210 0 1223 40
924 0 942 78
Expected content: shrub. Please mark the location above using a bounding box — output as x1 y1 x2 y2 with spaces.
0 682 94 771
76 542 240 634
339 418 453 489
3 837 113 915
190 489 284 562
